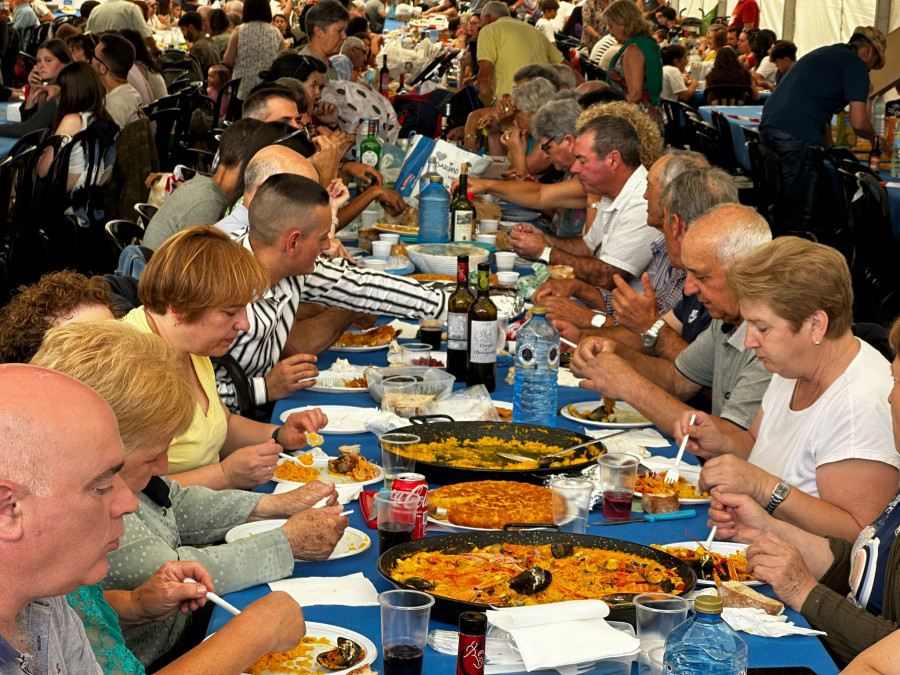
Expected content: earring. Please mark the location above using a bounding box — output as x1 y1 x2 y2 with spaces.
814 340 820 345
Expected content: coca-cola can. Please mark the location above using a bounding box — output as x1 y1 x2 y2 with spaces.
391 472 428 539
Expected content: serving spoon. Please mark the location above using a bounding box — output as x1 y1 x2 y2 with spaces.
494 435 625 466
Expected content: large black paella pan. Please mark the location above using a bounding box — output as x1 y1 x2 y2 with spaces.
377 529 697 625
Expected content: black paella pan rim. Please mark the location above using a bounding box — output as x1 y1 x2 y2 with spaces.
376 530 697 626
387 419 604 486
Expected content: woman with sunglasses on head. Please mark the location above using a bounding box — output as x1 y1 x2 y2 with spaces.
0 38 71 138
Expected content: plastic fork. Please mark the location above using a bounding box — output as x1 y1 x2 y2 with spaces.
664 413 696 484
279 452 301 465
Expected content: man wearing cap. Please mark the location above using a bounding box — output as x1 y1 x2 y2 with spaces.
759 26 886 228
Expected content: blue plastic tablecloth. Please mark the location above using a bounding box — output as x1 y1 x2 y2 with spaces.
207 342 839 675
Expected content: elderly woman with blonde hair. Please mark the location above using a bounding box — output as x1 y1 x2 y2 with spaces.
123 224 327 491
34 320 345 669
32 321 311 674
678 237 900 543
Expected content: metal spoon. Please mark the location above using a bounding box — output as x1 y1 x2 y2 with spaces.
495 436 622 464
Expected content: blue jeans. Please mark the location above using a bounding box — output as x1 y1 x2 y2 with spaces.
759 126 818 228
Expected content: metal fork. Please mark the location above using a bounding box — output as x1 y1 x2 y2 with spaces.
555 663 598 675
664 413 696 484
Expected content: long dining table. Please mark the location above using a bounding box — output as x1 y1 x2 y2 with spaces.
206 339 839 675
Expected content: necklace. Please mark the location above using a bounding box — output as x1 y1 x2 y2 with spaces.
791 337 854 410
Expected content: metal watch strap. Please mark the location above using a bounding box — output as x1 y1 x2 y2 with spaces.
641 318 666 347
764 480 791 514
539 246 552 264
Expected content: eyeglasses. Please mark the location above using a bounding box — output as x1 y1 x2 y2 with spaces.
91 53 108 71
539 136 561 153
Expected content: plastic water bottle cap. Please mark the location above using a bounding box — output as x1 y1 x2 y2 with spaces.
694 595 724 614
531 306 547 315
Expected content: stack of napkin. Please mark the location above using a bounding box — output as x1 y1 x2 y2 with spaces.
268 572 379 607
486 601 639 671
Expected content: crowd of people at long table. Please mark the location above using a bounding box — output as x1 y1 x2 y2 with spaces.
2 0 900 671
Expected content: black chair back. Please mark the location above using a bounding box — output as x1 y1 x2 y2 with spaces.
148 108 182 171
133 203 158 229
703 85 753 106
159 50 205 87
709 110 740 173
212 78 243 129
104 219 144 253
210 354 255 418
659 99 685 149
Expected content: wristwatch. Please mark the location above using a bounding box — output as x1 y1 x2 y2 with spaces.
641 318 666 348
538 246 553 265
764 480 791 514
590 312 607 329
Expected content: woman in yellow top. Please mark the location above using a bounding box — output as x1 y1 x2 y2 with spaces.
123 225 327 490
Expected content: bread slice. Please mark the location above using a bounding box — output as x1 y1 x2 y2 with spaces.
642 491 679 514
718 580 783 615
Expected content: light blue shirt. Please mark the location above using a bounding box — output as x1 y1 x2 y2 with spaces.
12 3 39 30
330 54 354 81
214 202 249 234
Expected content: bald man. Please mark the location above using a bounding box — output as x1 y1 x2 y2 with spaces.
215 173 447 412
0 365 137 674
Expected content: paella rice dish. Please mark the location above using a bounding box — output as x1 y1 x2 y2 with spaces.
651 544 753 583
245 635 333 675
390 542 688 606
396 436 602 470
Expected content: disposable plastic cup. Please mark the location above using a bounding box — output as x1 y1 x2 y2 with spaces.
551 477 594 534
495 251 516 271
372 241 393 258
380 233 401 244
379 590 434 675
361 211 379 228
365 258 387 272
634 593 691 652
479 219 499 232
598 453 639 520
379 431 420 489
476 234 497 246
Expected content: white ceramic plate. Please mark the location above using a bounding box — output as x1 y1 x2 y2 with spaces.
328 343 390 353
272 456 383 487
427 515 495 532
660 540 760 586
307 375 369 394
211 621 377 674
561 400 653 429
279 405 381 434
225 521 371 561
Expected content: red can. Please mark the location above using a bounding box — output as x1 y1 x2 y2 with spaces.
391 472 429 539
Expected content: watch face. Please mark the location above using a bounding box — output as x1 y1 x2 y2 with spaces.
642 333 656 348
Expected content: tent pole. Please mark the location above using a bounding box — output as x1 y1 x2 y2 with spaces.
782 0 796 41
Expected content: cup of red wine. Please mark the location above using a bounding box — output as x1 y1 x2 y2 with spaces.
375 492 417 554
598 453 639 520
378 590 435 675
418 319 443 351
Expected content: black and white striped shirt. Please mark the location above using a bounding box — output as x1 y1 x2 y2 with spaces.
216 227 447 410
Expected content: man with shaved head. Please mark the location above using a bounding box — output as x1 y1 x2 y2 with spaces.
215 173 447 411
571 203 773 438
0 365 137 674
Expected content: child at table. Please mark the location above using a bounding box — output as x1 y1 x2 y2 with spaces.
208 64 231 119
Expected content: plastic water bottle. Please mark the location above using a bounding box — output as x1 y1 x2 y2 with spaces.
891 133 900 178
513 306 559 426
420 156 440 194
663 595 748 675
417 176 450 243
872 94 886 138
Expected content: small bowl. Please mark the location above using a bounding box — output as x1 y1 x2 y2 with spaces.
497 271 519 286
364 258 386 272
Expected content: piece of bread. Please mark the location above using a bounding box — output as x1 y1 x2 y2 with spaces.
642 491 679 514
348 665 378 675
391 244 409 258
402 207 418 230
382 392 436 418
547 265 575 280
718 580 783 616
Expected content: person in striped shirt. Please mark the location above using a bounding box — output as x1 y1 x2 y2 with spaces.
216 173 447 412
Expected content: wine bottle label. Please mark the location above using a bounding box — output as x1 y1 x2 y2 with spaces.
469 320 497 363
447 313 468 350
361 150 379 167
453 212 473 241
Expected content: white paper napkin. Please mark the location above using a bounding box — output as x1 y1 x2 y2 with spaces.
268 572 379 607
272 481 364 504
557 368 584 388
363 410 409 436
585 428 671 449
486 601 640 671
721 608 826 638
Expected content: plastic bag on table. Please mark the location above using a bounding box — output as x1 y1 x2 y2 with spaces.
432 385 502 421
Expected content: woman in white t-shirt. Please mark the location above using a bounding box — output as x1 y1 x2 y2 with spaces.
659 43 697 102
675 237 900 543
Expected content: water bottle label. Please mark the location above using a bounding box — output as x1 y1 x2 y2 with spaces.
517 341 536 368
361 150 379 166
469 320 497 363
547 345 559 367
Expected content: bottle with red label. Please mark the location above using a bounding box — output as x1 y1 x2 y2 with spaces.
456 611 486 675
391 472 428 539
